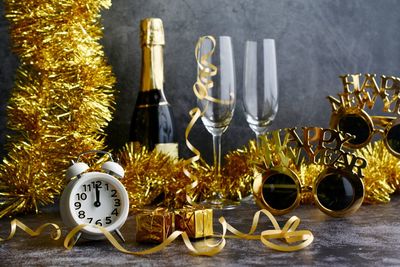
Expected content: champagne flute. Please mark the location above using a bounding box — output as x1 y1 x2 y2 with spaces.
242 39 278 203
243 39 278 147
196 36 237 209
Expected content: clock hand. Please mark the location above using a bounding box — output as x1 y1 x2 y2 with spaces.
94 184 101 207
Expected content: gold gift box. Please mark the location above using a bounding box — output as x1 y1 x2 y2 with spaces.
174 208 213 239
135 209 174 243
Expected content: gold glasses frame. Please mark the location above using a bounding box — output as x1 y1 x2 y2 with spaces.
253 127 366 217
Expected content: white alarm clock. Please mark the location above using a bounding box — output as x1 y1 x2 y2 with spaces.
60 150 129 243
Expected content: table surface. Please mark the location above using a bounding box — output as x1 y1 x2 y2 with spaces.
1 196 399 266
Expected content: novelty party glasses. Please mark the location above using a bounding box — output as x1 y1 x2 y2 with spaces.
253 127 366 217
328 73 400 156
253 165 364 217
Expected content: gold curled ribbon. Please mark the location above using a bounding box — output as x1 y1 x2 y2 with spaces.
183 36 219 204
183 107 202 204
0 219 61 241
1 211 311 255
64 223 226 257
218 209 313 252
193 36 231 105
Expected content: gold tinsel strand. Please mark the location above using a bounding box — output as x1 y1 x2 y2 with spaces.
297 163 324 205
0 0 115 217
118 143 190 211
118 142 259 212
221 140 258 200
354 141 399 204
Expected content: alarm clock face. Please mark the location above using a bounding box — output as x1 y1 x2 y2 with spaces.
66 172 129 235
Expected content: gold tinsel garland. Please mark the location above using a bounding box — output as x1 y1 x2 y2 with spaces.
119 143 188 211
297 163 324 205
119 139 400 212
354 141 400 204
0 0 115 217
118 142 258 212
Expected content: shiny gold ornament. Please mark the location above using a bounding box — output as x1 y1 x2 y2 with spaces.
253 127 367 217
0 0 115 217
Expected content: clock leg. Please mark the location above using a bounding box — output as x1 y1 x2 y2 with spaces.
72 232 82 246
115 229 126 243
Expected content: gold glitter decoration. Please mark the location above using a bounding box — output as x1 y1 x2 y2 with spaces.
355 141 399 204
0 0 115 217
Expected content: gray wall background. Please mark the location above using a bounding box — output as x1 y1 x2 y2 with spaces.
1 0 400 162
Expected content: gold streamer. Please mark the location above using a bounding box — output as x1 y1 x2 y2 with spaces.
64 209 312 254
1 210 312 255
64 223 226 256
0 219 61 241
183 36 218 203
220 209 314 252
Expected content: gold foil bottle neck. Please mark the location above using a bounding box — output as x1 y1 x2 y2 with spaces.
141 18 165 46
139 18 165 91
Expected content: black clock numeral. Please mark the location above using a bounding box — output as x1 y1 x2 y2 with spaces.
74 202 81 210
92 181 102 189
83 184 91 192
87 217 93 223
105 183 109 191
76 193 87 201
114 198 120 207
78 210 85 219
95 219 102 226
111 208 119 217
105 216 112 225
111 190 117 197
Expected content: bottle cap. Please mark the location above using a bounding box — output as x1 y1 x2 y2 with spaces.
140 18 165 46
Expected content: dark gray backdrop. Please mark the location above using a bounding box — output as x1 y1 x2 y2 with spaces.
1 0 400 162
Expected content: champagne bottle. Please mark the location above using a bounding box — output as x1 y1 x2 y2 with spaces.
129 18 178 158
